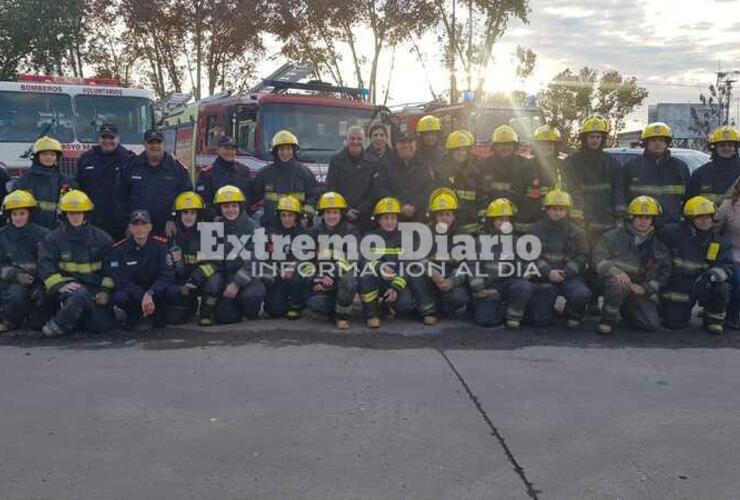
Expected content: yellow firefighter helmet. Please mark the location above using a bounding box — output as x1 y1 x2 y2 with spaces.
429 191 459 212
580 116 609 135
542 189 573 208
214 185 246 205
33 136 63 154
683 196 716 217
271 130 299 149
59 190 94 212
486 198 517 218
641 122 673 141
174 191 205 211
276 195 302 213
318 191 348 211
533 125 562 142
445 130 474 150
416 115 442 133
3 190 37 211
373 197 402 216
708 126 740 146
628 196 662 216
491 125 519 145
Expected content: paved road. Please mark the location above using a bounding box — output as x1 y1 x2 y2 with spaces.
2 319 740 499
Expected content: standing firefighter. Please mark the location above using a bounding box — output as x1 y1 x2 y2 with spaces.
196 136 252 220
200 185 265 326
623 122 690 226
440 130 481 234
469 198 533 329
527 189 592 328
250 130 319 230
39 190 117 337
688 126 740 203
477 125 528 216
165 191 212 325
415 115 444 177
0 191 50 332
358 197 414 328
307 192 360 330
659 196 733 334
409 189 471 325
14 136 76 230
592 196 671 335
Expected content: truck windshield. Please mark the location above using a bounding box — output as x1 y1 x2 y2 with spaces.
75 95 153 144
261 103 375 162
0 91 75 143
471 108 544 145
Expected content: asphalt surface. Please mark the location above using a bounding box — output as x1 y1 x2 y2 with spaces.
2 317 740 500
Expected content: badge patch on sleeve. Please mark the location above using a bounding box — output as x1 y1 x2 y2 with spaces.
707 242 720 261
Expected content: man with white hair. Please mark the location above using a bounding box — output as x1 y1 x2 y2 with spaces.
325 125 381 231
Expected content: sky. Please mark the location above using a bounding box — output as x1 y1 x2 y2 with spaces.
257 0 740 130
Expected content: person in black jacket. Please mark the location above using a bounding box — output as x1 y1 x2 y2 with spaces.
623 122 690 226
688 126 740 204
117 129 193 236
14 136 77 230
365 122 397 169
39 190 117 337
249 130 319 230
75 124 134 238
438 131 481 234
415 115 444 179
659 196 734 334
325 126 380 232
526 190 592 328
0 190 50 331
477 125 529 221
372 130 434 223
195 135 252 220
110 209 176 329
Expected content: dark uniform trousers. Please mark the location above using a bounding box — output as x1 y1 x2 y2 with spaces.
472 278 533 327
525 278 592 326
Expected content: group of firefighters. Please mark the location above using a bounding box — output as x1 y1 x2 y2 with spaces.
1 113 740 337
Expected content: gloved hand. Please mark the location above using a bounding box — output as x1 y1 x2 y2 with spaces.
181 282 198 296
95 291 110 306
16 272 34 286
694 273 713 297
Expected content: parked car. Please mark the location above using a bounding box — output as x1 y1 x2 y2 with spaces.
604 147 711 173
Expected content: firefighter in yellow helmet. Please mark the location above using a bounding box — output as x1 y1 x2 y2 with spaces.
14 135 77 230
198 185 265 326
476 125 529 221
415 115 444 174
440 130 481 233
687 126 740 204
306 192 360 330
527 190 592 329
262 195 311 320
592 196 671 335
163 191 212 325
658 196 733 334
38 190 117 337
358 197 414 328
250 130 319 230
408 189 471 325
0 191 50 332
468 198 533 329
623 122 690 226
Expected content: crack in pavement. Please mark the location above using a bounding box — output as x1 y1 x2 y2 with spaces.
439 349 541 499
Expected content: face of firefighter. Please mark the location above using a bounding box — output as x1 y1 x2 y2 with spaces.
145 140 164 163
99 134 119 154
692 214 714 231
180 210 198 228
279 211 297 228
322 209 342 228
536 142 557 157
545 206 567 221
10 209 29 228
218 145 236 162
396 140 416 161
631 215 654 232
493 144 515 158
434 210 455 228
220 202 241 221
129 220 152 242
378 213 398 231
371 129 387 151
715 142 737 159
645 137 668 157
585 133 603 150
38 151 57 167
277 145 294 162
492 217 512 232
452 148 468 163
421 131 439 147
66 212 85 227
347 130 364 158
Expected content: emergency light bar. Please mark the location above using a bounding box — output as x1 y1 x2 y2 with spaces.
262 79 364 100
17 75 120 87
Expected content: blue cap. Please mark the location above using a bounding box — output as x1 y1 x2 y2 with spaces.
129 209 152 224
144 129 163 143
99 123 118 137
218 136 237 148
